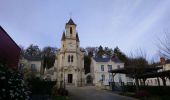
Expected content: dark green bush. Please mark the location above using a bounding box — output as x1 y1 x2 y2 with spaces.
122 85 136 92
140 86 170 96
28 78 56 95
0 64 30 100
122 85 170 96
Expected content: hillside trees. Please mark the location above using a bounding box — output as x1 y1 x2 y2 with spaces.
113 46 127 63
83 46 127 74
25 44 41 56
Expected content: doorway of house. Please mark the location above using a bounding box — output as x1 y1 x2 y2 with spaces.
68 74 73 83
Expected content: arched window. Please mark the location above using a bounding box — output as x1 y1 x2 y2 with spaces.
70 27 72 34
68 55 70 62
71 55 73 62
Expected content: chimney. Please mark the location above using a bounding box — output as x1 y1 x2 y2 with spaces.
160 57 165 64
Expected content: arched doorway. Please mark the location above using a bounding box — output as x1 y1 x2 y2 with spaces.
87 75 92 84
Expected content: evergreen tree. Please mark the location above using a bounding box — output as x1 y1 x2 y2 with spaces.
84 55 91 74
42 46 57 69
25 44 41 56
104 47 114 57
113 46 127 62
96 45 105 57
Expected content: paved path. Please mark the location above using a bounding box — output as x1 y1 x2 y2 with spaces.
67 85 137 100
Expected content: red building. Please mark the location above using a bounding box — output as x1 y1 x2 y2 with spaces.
0 26 21 70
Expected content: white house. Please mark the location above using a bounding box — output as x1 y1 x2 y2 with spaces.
145 58 170 86
18 55 43 78
90 56 127 87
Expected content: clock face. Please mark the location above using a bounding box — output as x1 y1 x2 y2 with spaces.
69 42 75 48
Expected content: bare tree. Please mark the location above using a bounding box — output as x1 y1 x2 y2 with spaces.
157 32 170 58
126 49 149 92
19 45 25 58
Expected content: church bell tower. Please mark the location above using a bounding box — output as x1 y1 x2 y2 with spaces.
56 18 84 87
61 18 80 51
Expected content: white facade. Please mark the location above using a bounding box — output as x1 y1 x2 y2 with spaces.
18 56 43 78
144 63 170 86
54 19 85 87
90 57 127 86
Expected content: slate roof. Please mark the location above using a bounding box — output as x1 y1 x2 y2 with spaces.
66 18 76 26
93 56 123 63
61 31 66 41
111 56 122 63
23 55 42 61
93 57 110 62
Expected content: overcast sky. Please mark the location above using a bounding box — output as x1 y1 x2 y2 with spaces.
1 0 170 61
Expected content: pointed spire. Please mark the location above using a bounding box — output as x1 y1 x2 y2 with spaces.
66 18 76 26
61 31 66 41
76 33 80 42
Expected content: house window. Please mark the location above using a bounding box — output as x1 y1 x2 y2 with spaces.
68 55 70 62
151 80 153 85
70 27 72 34
101 74 105 81
101 65 104 71
31 64 36 71
155 79 157 84
19 63 24 71
108 65 112 71
118 74 122 82
71 55 73 62
109 74 112 82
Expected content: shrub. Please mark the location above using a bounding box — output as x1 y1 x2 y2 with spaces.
122 85 136 92
0 64 31 100
28 77 56 95
140 86 170 96
135 90 149 98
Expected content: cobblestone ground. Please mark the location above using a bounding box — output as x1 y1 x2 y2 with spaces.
67 85 137 100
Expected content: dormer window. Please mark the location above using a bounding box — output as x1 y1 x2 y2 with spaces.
70 27 72 34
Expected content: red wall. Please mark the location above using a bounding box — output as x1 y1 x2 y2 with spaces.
0 26 21 69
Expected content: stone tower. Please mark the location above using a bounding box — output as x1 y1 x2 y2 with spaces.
55 18 85 87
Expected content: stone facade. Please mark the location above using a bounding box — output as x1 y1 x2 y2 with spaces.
54 19 85 87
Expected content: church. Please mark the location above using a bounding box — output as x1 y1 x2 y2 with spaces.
54 18 85 87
